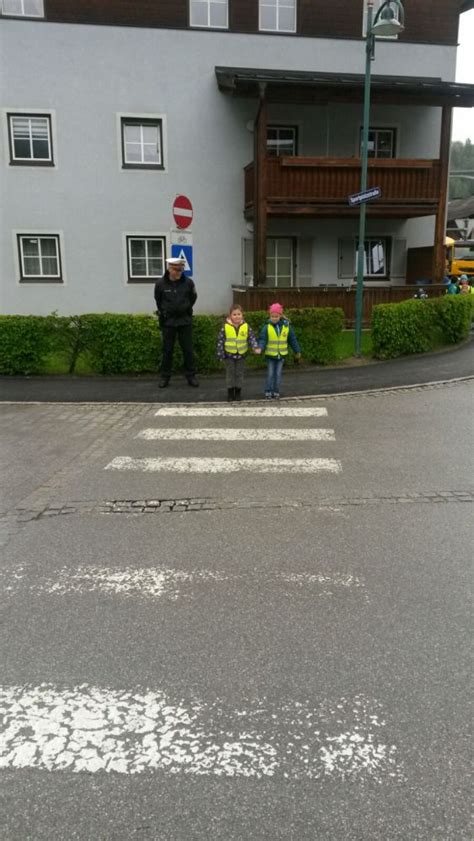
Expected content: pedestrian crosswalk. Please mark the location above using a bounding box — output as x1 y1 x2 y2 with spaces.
105 402 342 475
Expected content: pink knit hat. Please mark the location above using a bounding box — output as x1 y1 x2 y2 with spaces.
269 302 284 314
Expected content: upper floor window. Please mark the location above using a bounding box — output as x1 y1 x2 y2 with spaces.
267 126 297 156
126 236 166 282
17 235 62 282
8 114 53 165
121 118 163 169
1 0 44 17
360 127 397 158
190 0 228 28
259 0 296 33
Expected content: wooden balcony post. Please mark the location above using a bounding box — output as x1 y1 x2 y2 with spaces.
432 106 452 283
253 83 267 286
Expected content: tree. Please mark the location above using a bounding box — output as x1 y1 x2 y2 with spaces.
449 139 474 199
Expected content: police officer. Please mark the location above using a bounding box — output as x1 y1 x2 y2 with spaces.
154 256 198 388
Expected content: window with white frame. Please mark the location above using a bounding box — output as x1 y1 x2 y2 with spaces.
357 237 390 277
1 0 44 16
267 126 297 156
190 0 228 28
338 237 391 279
121 118 163 169
359 127 396 158
17 235 62 282
267 238 295 286
127 237 166 282
8 114 53 164
259 0 296 33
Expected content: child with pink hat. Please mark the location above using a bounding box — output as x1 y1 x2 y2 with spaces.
258 303 301 399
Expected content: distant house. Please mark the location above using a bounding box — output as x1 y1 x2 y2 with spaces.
1 0 473 315
447 197 474 240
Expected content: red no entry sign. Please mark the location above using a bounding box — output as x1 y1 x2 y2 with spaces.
173 195 193 229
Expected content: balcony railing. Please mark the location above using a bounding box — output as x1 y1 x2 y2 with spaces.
244 157 441 218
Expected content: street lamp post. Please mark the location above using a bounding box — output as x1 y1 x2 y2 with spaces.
354 0 405 357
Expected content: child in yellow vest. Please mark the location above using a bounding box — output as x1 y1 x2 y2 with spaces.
259 303 301 399
216 305 261 401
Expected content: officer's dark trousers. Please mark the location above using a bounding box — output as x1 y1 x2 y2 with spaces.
161 324 196 379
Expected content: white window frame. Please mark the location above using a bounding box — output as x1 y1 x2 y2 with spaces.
8 113 53 164
259 0 296 33
1 0 44 17
267 237 295 287
117 113 167 173
17 234 62 282
267 125 298 157
356 236 390 278
126 235 166 283
359 126 397 159
190 0 228 29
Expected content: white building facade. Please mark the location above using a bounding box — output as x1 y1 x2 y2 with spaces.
1 0 473 315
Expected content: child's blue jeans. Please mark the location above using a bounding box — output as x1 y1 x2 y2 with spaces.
265 357 284 394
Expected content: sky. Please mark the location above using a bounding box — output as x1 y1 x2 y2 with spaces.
452 9 474 142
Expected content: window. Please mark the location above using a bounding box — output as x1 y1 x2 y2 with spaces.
338 237 391 279
259 0 296 33
267 126 297 157
357 237 389 277
127 237 165 282
1 0 44 16
190 0 228 28
360 127 396 158
267 238 295 286
17 235 62 282
121 119 163 169
8 114 53 164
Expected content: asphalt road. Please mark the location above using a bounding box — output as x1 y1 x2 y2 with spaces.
0 381 472 840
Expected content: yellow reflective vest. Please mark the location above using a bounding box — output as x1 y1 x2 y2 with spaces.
266 323 289 357
224 322 249 355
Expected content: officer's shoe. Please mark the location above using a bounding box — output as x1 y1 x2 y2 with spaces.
159 377 170 388
227 388 235 402
187 376 199 387
234 389 242 401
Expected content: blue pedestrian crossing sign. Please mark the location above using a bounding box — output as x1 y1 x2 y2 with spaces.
171 244 193 276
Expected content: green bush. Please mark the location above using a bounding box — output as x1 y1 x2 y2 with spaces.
79 314 161 374
0 315 55 374
372 296 471 359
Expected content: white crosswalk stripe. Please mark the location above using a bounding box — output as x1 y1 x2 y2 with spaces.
137 428 336 441
0 683 401 780
104 401 342 475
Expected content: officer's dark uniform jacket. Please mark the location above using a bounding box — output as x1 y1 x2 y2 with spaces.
154 272 197 327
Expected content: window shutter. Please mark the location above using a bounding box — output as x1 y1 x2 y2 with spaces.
297 238 312 285
391 238 407 279
242 237 253 285
338 238 355 279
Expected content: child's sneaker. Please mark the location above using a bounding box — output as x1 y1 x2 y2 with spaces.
272 392 280 399
264 391 272 399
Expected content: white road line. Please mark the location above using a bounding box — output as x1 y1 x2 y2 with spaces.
154 406 328 417
105 457 342 474
0 684 401 780
1 566 365 600
137 428 336 441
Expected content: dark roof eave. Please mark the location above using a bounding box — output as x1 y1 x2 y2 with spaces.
215 67 474 108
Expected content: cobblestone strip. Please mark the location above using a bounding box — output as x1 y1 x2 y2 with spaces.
12 489 474 520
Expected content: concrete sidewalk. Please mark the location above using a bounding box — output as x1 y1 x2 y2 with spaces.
0 339 472 403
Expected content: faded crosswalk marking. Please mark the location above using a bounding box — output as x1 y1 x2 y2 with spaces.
105 457 342 474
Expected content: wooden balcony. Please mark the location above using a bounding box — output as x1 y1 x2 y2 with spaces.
244 157 441 219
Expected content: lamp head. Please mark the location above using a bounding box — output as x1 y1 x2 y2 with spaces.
372 1 405 37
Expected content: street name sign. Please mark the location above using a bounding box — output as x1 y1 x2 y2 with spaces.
348 187 382 207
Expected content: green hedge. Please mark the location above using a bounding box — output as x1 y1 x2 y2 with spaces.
0 307 344 375
372 296 472 359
